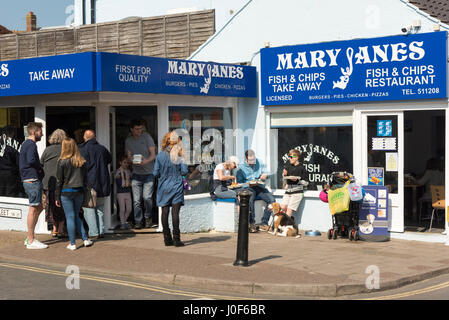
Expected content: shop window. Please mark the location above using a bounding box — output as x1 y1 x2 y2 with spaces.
0 107 35 198
169 107 233 195
275 126 353 191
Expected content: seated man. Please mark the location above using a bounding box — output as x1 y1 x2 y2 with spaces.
236 149 275 232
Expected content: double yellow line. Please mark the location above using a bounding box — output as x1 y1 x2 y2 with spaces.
0 262 256 300
363 280 449 300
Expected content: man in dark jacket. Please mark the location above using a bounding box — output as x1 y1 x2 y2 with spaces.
79 129 112 239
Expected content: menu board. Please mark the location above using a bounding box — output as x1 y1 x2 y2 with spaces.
358 185 389 242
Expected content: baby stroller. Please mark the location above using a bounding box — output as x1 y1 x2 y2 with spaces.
326 171 361 241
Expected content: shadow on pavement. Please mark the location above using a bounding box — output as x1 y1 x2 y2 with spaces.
249 255 282 266
184 235 232 246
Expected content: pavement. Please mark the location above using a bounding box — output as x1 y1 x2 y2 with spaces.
1 228 449 297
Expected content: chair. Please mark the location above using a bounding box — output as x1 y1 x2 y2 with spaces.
429 185 445 231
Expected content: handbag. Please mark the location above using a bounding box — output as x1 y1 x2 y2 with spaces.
182 177 191 191
83 187 97 208
347 182 364 202
327 181 351 215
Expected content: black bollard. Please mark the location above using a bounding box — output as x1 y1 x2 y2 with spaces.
234 189 252 267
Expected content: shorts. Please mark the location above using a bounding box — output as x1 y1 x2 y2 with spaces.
23 180 43 207
281 192 304 211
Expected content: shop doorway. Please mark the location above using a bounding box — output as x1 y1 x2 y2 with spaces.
363 112 404 233
109 106 158 227
404 110 445 232
46 106 96 145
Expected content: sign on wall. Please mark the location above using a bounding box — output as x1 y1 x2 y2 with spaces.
99 53 257 98
0 52 257 98
261 31 447 105
0 53 96 97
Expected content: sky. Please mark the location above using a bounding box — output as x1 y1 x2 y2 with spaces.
0 0 249 31
1 0 74 31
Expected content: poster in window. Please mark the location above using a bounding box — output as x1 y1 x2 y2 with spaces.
385 152 398 172
377 120 392 137
368 167 384 186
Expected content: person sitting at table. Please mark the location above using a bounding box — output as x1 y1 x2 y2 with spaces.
412 158 444 217
211 156 240 201
236 149 275 232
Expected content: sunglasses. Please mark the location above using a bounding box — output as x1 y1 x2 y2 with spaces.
288 155 298 159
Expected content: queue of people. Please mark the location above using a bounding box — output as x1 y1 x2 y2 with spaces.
18 120 187 250
19 119 308 250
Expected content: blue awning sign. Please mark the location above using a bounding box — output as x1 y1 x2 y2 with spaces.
0 52 257 98
261 32 447 105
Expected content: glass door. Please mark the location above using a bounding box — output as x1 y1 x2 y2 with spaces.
362 112 404 232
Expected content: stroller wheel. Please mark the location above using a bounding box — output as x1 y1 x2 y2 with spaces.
327 229 333 240
354 229 359 241
332 228 338 240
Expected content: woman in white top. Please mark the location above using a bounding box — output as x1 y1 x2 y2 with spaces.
212 156 240 200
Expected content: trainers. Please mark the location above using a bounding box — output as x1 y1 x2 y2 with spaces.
66 244 77 251
83 239 93 247
26 239 48 249
144 218 152 228
24 237 29 246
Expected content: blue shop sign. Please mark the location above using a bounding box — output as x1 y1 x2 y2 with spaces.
0 52 257 98
261 31 447 105
0 52 96 96
98 52 257 97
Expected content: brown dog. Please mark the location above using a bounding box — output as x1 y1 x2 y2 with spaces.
268 202 299 237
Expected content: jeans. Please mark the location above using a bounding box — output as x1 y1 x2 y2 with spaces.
131 174 155 224
61 193 88 245
248 186 275 225
83 197 105 237
213 186 241 205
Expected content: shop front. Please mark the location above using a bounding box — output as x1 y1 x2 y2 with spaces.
0 52 257 233
261 31 448 238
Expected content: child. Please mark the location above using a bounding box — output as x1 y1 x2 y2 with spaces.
115 154 132 230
